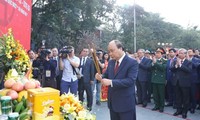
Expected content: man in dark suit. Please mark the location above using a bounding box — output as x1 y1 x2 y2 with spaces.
136 49 152 107
52 48 62 90
96 40 138 120
187 49 200 113
78 48 94 111
171 48 192 119
145 50 153 103
165 48 177 107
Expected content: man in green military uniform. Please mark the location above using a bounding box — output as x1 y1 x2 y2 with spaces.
151 47 167 112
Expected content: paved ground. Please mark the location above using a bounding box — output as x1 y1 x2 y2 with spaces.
91 101 200 120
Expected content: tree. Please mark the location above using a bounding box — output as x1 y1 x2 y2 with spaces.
31 0 115 51
116 4 199 51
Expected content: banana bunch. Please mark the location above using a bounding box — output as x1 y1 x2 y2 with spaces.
12 96 30 120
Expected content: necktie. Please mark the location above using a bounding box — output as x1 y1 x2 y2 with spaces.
54 57 59 76
140 58 142 63
83 57 85 65
80 57 85 75
114 61 119 74
170 59 173 66
181 60 183 64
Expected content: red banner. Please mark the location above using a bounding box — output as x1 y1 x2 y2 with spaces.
0 0 32 50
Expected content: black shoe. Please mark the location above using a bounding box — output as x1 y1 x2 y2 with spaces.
165 103 173 107
182 113 187 119
173 105 176 109
173 111 182 116
142 103 147 107
197 105 200 110
152 107 159 111
96 101 101 106
137 102 142 105
87 107 92 111
159 109 164 112
190 108 195 114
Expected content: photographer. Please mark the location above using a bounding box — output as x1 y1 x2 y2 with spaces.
59 46 80 95
32 49 57 88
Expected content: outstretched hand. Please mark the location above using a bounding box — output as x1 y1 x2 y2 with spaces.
95 73 102 81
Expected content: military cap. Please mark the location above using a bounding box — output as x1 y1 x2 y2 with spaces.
145 50 150 54
156 47 166 54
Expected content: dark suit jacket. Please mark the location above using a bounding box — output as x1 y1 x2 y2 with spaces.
82 57 94 83
137 57 152 82
170 59 192 87
190 57 200 83
103 55 138 113
166 57 176 81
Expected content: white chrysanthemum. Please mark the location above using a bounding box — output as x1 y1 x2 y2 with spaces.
78 110 87 118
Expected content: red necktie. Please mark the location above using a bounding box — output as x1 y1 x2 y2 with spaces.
114 61 119 74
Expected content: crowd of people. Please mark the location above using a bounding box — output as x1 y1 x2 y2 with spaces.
22 45 200 119
1 41 200 119
27 45 109 111
133 47 200 119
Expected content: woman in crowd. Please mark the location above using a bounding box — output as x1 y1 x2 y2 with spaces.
101 52 110 101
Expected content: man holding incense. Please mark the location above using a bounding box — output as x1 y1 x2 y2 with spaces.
95 40 138 120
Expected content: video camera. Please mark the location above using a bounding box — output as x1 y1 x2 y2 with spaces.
59 46 73 58
39 49 51 60
96 50 103 56
32 49 51 78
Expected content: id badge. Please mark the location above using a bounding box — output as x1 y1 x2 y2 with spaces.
46 70 51 77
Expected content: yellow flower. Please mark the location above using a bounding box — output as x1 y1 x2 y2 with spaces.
6 54 12 59
0 28 30 76
60 93 96 120
11 43 16 47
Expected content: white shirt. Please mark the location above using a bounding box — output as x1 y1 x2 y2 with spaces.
62 56 80 82
117 53 126 66
80 56 88 76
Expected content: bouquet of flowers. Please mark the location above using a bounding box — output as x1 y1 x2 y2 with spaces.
0 28 30 79
60 93 96 120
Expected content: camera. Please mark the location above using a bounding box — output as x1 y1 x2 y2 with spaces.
59 46 73 58
39 49 51 60
32 49 51 78
96 50 103 56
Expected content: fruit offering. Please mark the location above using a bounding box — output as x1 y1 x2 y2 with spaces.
11 96 30 120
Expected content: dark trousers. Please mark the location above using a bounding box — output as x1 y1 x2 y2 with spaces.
190 83 199 109
136 80 148 104
43 78 57 89
197 83 200 106
175 82 190 114
152 83 165 109
56 75 61 91
60 79 78 95
166 80 175 104
147 81 152 102
78 77 93 108
110 109 136 120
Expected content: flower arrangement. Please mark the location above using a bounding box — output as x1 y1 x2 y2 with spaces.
0 28 30 78
60 93 96 120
